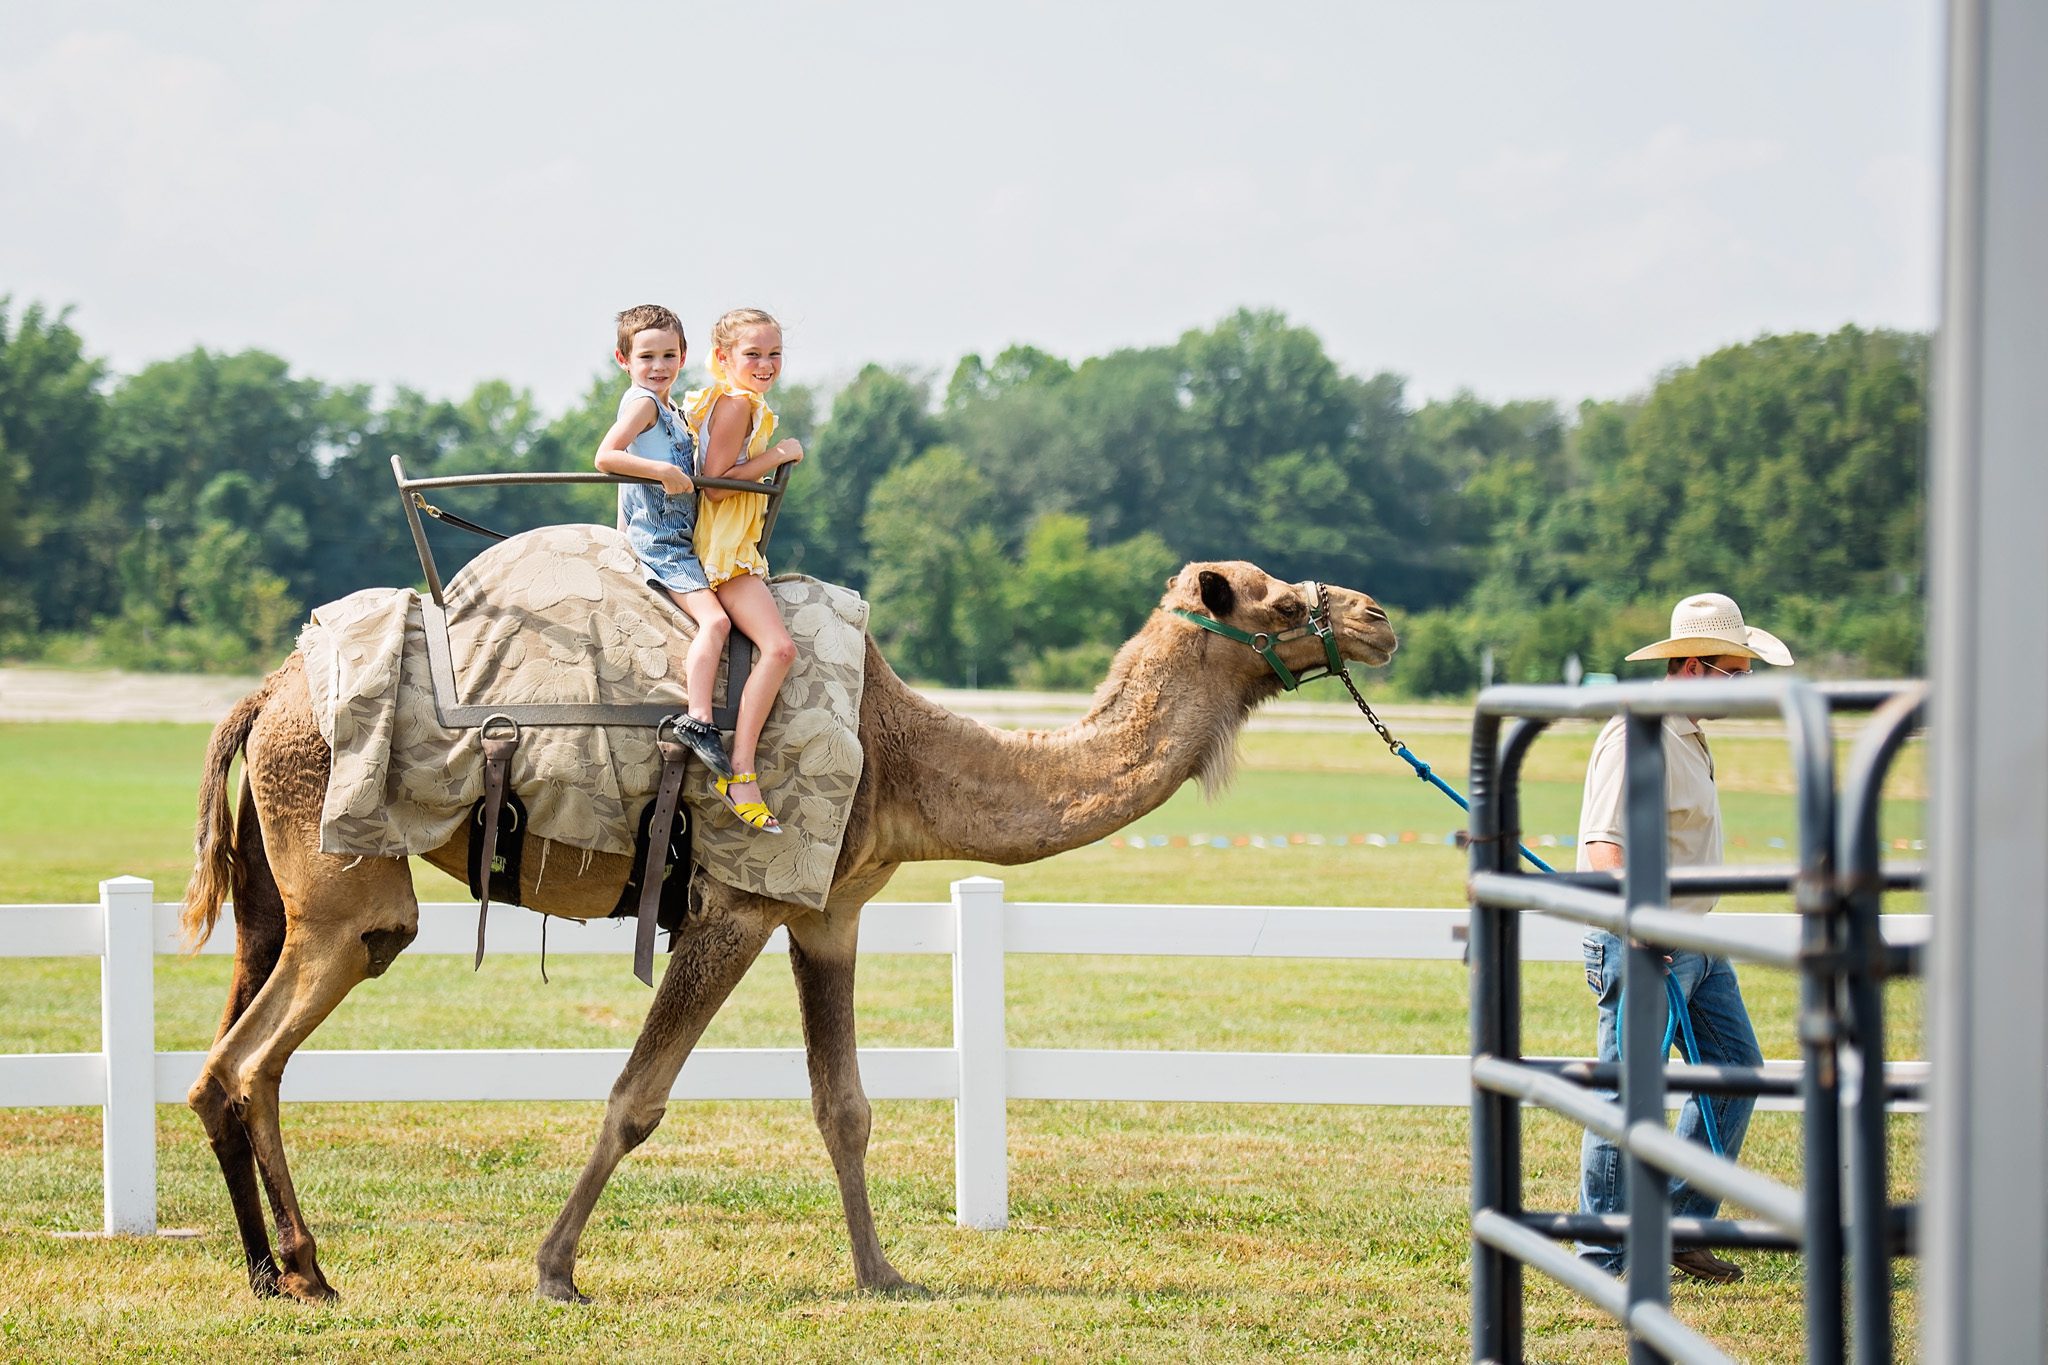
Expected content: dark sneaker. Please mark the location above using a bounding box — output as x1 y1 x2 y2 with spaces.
1671 1248 1743 1284
669 714 734 780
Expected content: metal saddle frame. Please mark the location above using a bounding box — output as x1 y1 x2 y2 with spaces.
388 454 795 985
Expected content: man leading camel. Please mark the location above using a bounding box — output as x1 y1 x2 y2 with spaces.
1573 592 1793 1285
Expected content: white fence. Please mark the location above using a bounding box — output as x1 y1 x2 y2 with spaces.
1 876 1930 1237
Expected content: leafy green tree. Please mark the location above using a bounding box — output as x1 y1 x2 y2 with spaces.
1004 514 1179 672
1170 309 1358 561
1092 531 1178 640
1028 347 1192 549
1384 611 1478 699
781 365 934 588
945 345 1073 412
1576 327 1926 609
101 349 329 614
309 384 471 599
862 445 992 682
0 300 108 632
1006 513 1106 658
951 524 1016 687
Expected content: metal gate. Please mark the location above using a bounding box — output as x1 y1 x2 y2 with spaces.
1465 677 1924 1364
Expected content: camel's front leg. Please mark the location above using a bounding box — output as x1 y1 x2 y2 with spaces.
786 904 917 1292
536 896 780 1303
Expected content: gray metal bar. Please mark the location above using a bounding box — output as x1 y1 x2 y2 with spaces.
1812 680 1928 710
1626 1121 1806 1237
1925 9 2048 1337
1537 1058 1799 1099
1474 1056 1627 1142
1472 1210 1627 1318
1536 1058 1926 1105
396 469 781 498
757 459 793 547
1780 680 1846 1365
1477 677 1920 724
1480 677 1798 722
1475 1212 1742 1365
1619 710 1673 1363
392 455 448 606
1475 1057 1808 1236
1467 707 1520 1363
1467 871 1624 932
1549 864 1923 894
1525 1212 1802 1253
1838 687 1926 1365
1626 1302 1741 1365
1622 906 1802 970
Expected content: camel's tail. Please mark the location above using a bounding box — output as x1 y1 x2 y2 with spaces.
180 681 274 951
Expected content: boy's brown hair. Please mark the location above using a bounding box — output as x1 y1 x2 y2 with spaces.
615 304 686 357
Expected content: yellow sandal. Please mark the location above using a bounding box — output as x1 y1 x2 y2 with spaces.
714 772 782 835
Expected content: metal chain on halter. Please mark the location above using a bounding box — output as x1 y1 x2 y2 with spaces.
1335 655 1403 758
1311 582 1558 874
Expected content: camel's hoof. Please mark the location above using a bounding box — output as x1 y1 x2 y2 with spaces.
861 1274 930 1299
537 1275 590 1305
277 1269 339 1304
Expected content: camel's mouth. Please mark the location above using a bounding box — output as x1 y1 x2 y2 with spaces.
1350 633 1397 668
1340 598 1398 668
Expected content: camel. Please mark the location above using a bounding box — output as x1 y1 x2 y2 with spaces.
179 560 1396 1304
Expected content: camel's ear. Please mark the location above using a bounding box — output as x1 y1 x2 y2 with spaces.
1197 569 1237 618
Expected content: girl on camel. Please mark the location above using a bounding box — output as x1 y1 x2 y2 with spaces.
676 307 806 833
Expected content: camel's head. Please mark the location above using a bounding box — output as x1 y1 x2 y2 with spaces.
1164 561 1398 679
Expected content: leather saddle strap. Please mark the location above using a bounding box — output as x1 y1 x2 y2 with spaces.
635 723 690 987
474 716 521 971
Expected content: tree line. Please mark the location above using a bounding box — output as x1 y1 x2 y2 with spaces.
0 298 1926 691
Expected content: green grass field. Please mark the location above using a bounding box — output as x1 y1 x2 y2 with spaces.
0 720 1926 1361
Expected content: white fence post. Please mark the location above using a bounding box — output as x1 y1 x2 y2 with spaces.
952 876 1008 1229
100 876 157 1235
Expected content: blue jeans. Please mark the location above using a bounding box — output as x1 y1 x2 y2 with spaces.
1576 929 1762 1271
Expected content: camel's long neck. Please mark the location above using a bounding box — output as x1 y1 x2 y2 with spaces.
866 619 1261 865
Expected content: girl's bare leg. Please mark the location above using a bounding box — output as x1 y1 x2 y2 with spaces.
670 587 730 724
713 573 796 807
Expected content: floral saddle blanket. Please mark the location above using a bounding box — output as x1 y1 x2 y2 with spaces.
298 523 867 911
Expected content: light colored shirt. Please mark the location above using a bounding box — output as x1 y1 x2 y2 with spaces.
1575 713 1722 913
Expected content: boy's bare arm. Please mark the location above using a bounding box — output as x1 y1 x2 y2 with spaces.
595 398 693 495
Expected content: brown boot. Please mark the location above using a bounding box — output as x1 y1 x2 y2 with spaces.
1671 1247 1743 1284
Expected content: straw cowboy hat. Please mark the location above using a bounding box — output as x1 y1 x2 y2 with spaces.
1625 592 1794 665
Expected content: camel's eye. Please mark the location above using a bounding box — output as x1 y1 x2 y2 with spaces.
1276 598 1306 623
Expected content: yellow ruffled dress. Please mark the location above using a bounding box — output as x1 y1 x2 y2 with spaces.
680 365 778 589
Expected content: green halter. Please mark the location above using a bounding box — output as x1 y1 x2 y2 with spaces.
1171 581 1346 691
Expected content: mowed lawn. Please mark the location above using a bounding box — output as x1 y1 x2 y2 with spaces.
0 719 1926 1362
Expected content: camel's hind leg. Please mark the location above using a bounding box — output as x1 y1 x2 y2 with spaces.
535 889 780 1304
786 903 914 1291
187 783 290 1296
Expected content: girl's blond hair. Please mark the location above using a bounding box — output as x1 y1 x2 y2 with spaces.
709 308 781 383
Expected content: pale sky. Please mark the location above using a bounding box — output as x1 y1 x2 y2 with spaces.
1 1 1942 413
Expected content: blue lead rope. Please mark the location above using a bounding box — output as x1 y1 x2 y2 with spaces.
1385 733 1721 1156
1389 743 1558 874
1615 974 1728 1157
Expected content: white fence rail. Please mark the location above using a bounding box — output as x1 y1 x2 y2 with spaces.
1 875 1930 1237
